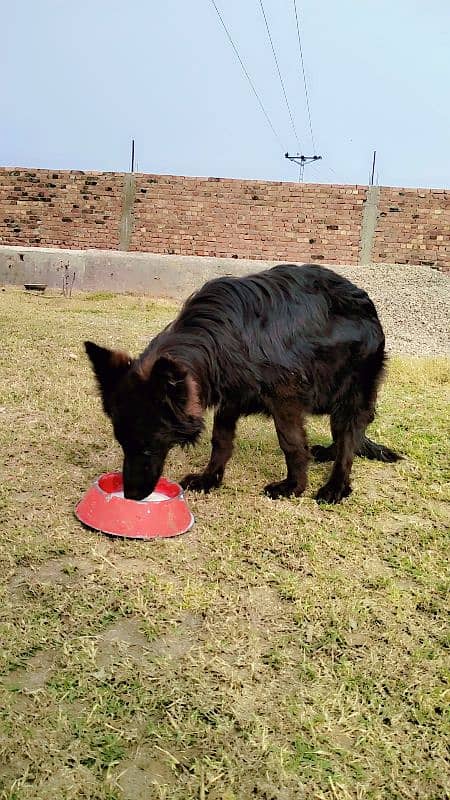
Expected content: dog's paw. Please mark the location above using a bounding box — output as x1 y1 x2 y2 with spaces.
316 481 352 504
263 479 303 499
311 444 336 463
180 472 221 493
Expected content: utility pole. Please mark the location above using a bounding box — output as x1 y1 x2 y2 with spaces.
285 152 322 182
130 139 135 173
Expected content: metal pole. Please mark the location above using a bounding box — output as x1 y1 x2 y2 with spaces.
370 150 376 186
131 139 135 173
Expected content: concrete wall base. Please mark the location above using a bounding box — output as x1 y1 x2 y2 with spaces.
0 245 285 300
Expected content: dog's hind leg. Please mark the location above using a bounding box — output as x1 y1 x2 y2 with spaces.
264 401 309 499
181 405 239 493
310 441 336 463
312 343 401 467
316 394 375 504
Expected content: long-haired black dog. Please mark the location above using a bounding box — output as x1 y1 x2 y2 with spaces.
85 264 401 504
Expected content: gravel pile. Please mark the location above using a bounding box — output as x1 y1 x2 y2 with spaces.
330 263 449 357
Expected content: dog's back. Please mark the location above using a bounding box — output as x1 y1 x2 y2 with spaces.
151 263 385 415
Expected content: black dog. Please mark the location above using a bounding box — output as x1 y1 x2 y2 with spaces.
85 264 401 503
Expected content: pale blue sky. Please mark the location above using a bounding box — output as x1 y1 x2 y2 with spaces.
2 1 449 187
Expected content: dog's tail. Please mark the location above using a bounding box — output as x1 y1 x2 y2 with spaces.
357 436 403 463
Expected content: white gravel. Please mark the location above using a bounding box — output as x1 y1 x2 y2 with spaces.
329 264 449 357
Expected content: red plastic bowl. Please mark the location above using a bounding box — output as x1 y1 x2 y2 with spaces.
75 472 194 539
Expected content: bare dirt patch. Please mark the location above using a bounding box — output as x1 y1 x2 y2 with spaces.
8 557 97 594
3 649 56 691
109 746 176 800
94 618 151 668
149 612 203 659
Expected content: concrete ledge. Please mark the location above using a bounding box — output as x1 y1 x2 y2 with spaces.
2 245 446 304
0 245 282 300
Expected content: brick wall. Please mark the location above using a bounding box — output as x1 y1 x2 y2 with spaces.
0 169 123 250
0 168 448 270
132 175 365 264
373 187 449 268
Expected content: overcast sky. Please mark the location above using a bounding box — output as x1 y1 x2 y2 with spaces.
2 0 449 188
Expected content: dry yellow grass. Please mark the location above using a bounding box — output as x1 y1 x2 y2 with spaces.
0 287 449 800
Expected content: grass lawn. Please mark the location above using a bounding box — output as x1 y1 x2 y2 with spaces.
0 287 449 800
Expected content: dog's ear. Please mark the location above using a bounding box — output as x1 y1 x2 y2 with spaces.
84 341 132 410
149 356 187 402
149 356 202 417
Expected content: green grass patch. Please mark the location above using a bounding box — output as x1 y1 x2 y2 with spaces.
0 286 448 800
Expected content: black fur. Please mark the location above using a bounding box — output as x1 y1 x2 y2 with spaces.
85 263 401 502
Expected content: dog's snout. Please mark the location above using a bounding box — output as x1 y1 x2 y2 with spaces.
123 486 148 501
122 452 164 502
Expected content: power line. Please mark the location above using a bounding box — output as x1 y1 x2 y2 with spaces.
292 0 316 152
258 0 301 150
209 0 285 150
310 159 339 182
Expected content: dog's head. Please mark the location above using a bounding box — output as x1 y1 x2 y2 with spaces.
84 341 203 500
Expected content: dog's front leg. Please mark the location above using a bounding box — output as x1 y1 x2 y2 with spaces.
181 405 239 493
